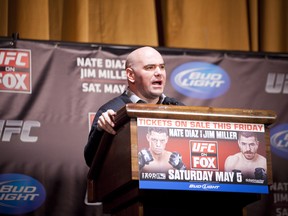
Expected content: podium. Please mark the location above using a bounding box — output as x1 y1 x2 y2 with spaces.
87 104 277 216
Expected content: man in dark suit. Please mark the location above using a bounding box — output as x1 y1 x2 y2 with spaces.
84 46 184 167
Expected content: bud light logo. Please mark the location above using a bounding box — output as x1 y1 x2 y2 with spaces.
170 62 230 99
0 173 46 215
270 123 288 160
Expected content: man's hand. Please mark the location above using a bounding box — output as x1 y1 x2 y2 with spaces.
97 109 116 135
169 152 186 170
232 169 242 182
254 167 267 180
138 149 153 169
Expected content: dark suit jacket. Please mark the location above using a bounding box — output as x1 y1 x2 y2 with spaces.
84 92 184 167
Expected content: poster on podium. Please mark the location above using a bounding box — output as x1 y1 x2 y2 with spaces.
137 117 268 194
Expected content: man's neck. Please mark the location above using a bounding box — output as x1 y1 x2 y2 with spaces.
125 88 165 104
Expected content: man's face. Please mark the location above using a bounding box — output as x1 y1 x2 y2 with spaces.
147 131 168 155
238 135 259 160
135 63 166 100
128 48 167 101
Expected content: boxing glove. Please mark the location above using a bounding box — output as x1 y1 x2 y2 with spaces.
254 167 267 180
138 149 153 169
169 152 186 170
232 169 242 183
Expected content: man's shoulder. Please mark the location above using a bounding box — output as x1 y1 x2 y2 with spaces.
257 154 267 162
99 93 131 111
226 152 241 161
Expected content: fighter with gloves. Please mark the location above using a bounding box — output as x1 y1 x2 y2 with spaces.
138 127 186 173
224 131 267 183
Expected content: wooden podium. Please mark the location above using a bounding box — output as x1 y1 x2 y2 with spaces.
87 104 277 216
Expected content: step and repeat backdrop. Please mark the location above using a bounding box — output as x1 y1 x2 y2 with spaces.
0 38 287 216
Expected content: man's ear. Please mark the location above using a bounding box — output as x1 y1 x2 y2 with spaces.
146 133 150 141
126 68 135 83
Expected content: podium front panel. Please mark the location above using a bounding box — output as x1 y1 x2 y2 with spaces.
137 117 269 194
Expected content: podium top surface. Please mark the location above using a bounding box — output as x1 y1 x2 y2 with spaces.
116 104 277 125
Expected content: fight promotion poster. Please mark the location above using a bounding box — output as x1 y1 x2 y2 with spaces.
137 117 268 194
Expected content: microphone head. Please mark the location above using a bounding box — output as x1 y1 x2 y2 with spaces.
162 97 179 105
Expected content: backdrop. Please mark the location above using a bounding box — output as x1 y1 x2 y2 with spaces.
0 38 288 216
0 0 288 52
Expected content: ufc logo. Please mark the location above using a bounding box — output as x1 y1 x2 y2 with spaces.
0 50 29 68
266 73 288 94
191 142 216 153
0 120 40 142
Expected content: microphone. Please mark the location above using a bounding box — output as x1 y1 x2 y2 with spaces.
162 97 179 105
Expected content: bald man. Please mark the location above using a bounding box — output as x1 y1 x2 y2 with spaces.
84 46 184 167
